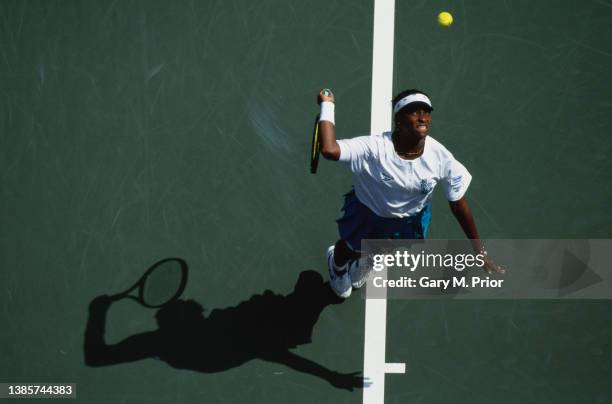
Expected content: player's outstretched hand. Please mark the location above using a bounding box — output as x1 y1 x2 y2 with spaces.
329 370 368 391
317 88 335 104
483 255 506 274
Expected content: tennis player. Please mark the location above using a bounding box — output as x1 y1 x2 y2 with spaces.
317 88 505 298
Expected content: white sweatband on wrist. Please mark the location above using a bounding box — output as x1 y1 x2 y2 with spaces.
319 101 335 125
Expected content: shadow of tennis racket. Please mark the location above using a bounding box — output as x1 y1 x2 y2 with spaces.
110 258 188 308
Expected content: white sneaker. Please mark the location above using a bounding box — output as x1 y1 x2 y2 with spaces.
349 256 371 289
327 246 352 299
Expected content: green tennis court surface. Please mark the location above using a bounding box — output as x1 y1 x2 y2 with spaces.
1 0 611 403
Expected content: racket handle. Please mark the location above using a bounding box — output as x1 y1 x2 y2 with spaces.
108 292 127 302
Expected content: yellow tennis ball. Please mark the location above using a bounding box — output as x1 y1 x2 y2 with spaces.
437 11 453 27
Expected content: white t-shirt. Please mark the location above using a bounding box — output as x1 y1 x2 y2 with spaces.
337 132 472 218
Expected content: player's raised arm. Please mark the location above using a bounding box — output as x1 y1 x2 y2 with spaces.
84 295 160 366
317 89 341 161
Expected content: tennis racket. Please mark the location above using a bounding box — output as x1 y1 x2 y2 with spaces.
311 88 331 174
310 114 321 174
109 258 188 308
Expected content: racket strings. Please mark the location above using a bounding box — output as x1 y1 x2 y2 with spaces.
141 262 185 307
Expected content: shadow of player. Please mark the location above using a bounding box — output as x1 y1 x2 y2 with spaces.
84 270 364 391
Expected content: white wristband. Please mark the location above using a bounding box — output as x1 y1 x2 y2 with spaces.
319 101 335 125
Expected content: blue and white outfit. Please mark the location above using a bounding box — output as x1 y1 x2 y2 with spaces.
336 132 472 250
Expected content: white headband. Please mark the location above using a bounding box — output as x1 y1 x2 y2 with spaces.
393 93 432 114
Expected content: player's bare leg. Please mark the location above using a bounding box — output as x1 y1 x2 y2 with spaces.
333 240 359 267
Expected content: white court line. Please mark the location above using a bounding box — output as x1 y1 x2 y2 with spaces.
369 0 395 138
363 0 401 404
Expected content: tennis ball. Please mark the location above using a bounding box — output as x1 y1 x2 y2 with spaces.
437 11 453 27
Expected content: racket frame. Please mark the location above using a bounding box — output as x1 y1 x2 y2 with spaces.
310 114 321 174
110 258 188 308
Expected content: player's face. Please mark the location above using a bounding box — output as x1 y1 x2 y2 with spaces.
396 106 432 138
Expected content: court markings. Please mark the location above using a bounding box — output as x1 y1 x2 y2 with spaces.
363 0 404 404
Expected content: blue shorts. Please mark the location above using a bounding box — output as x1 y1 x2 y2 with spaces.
336 189 431 251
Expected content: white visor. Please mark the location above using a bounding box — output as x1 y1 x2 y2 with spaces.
393 93 433 115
